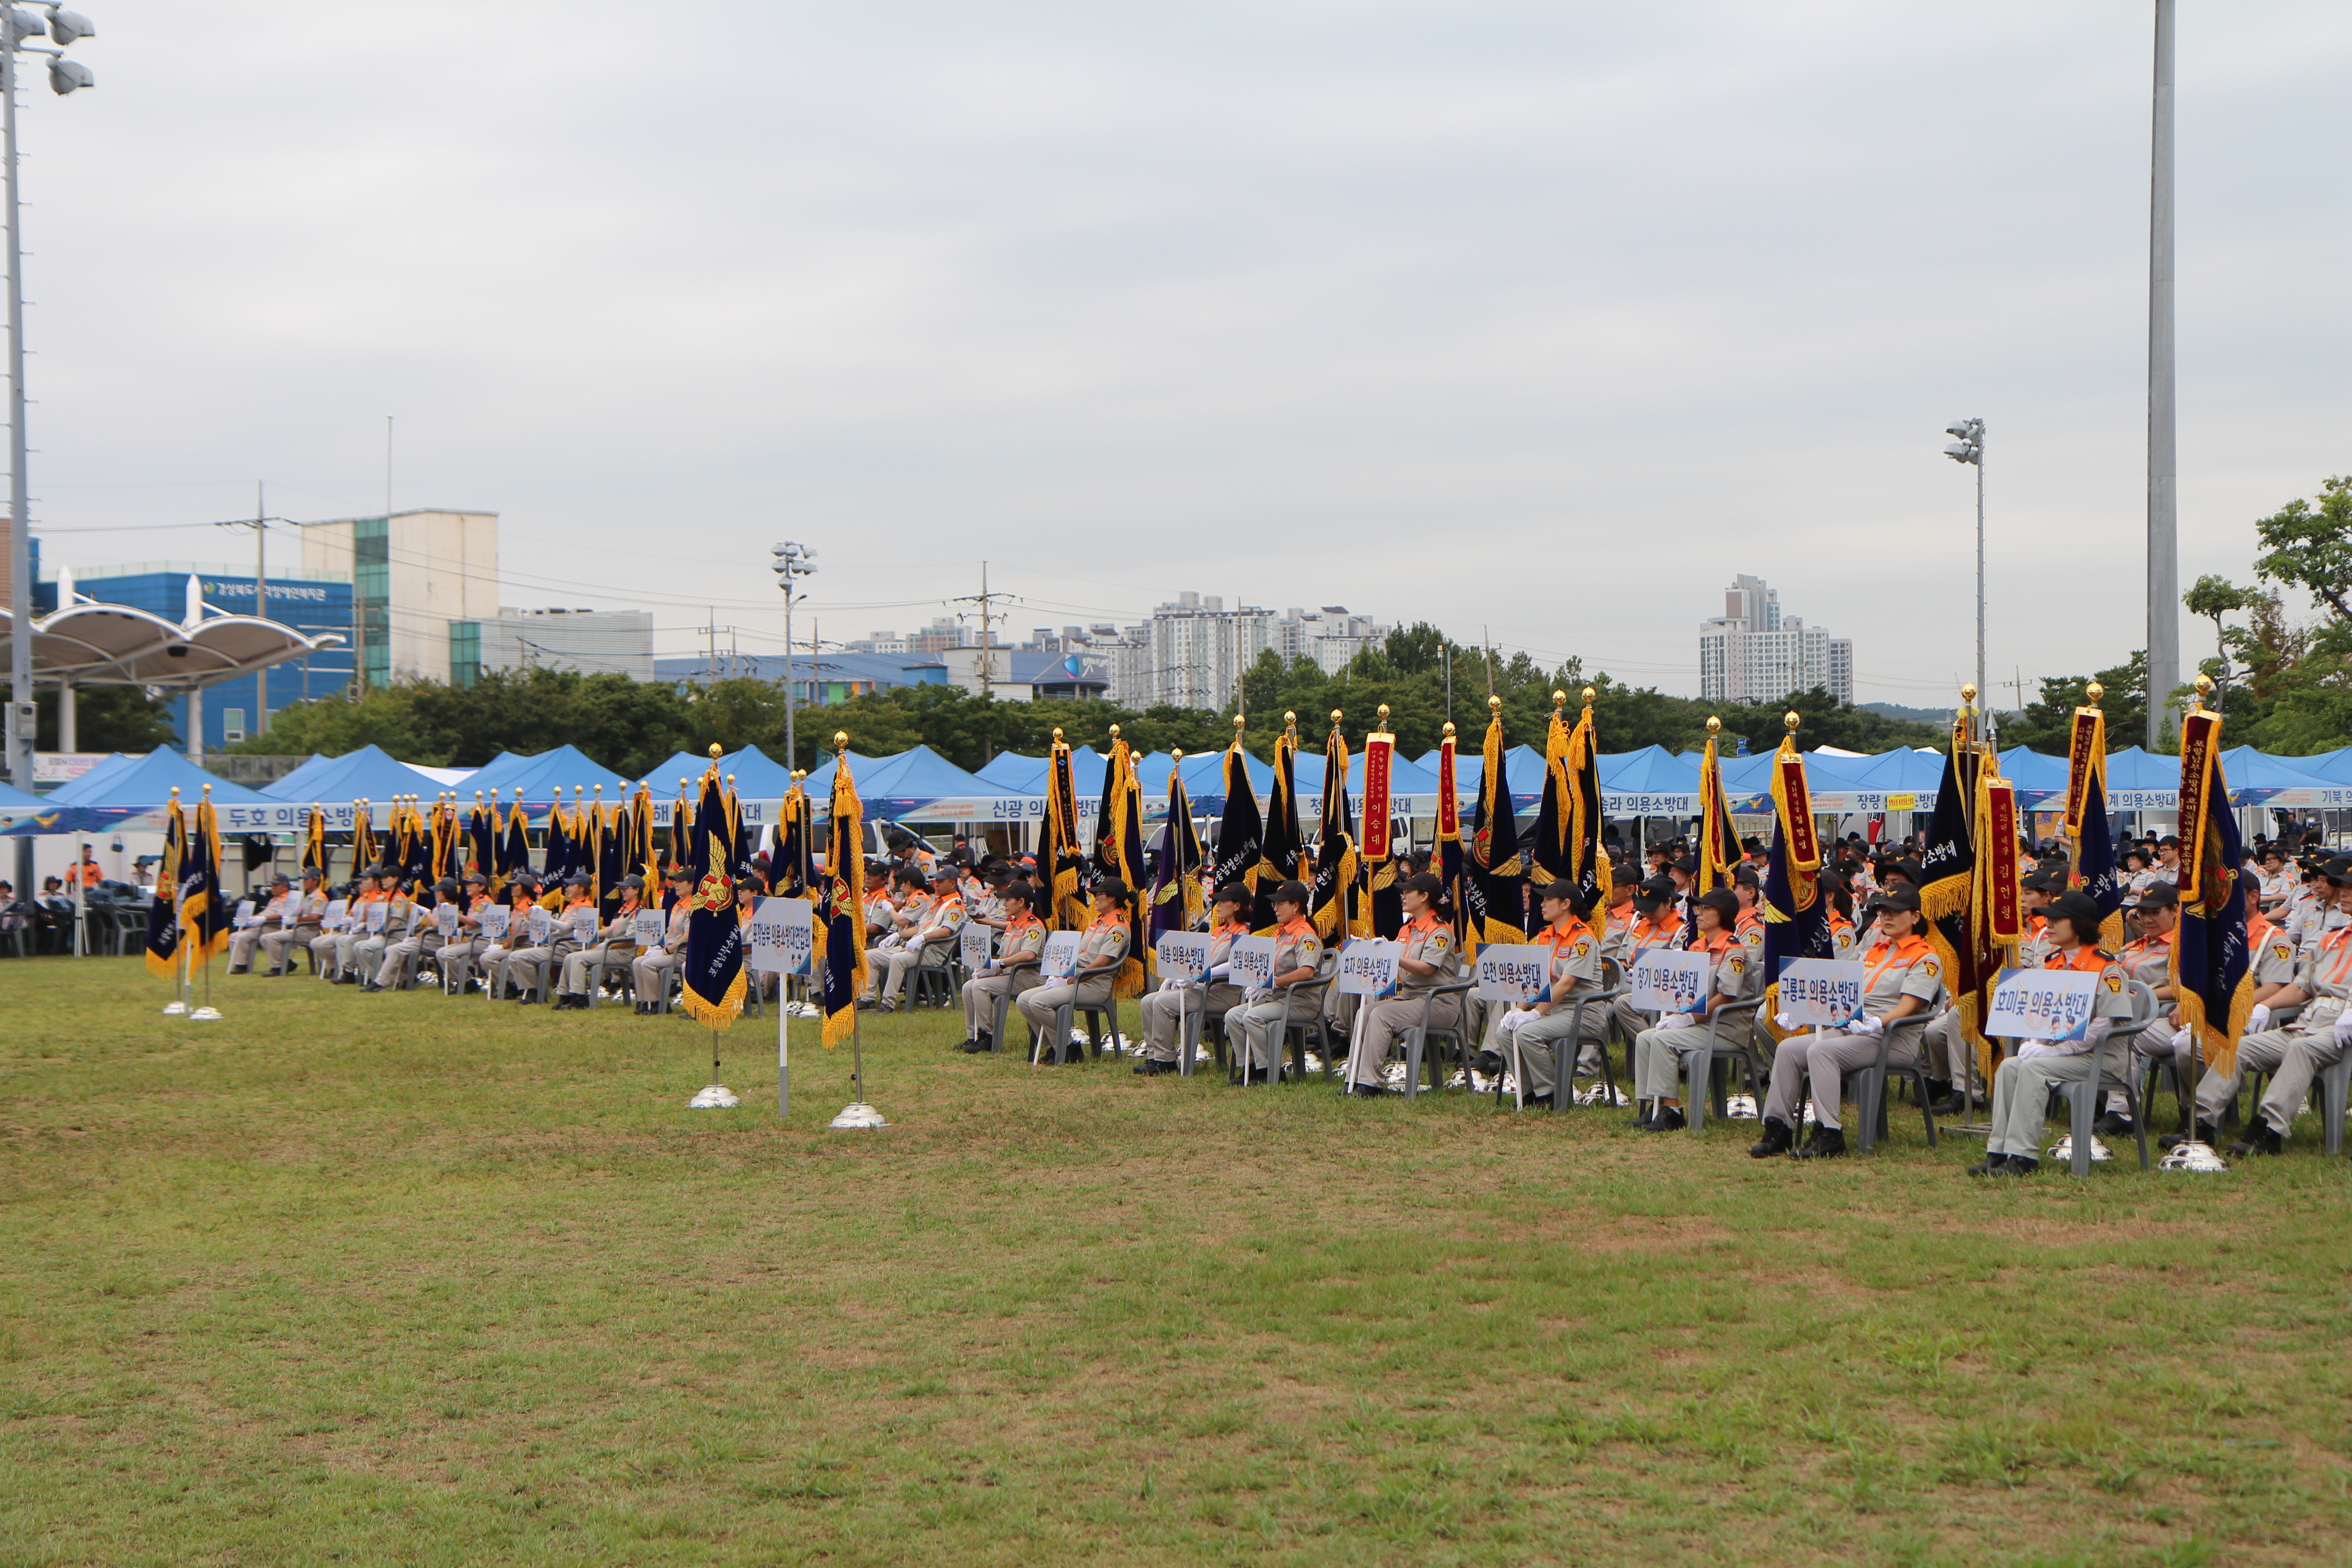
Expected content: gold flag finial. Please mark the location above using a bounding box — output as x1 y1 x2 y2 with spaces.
726 773 736 788
707 743 723 760
2193 673 2215 710
1171 748 1184 763
1487 695 1502 714
1053 726 1064 742
832 731 848 754
1234 715 1247 736
1960 682 1978 706
1377 703 1391 721
201 783 212 794
1552 688 1566 710
792 768 806 782
1785 710 1802 735
1582 686 1596 708
1284 710 1296 726
1706 716 1721 735
1108 723 1120 740
1329 708 1342 725
1443 721 1457 739
2087 681 2104 705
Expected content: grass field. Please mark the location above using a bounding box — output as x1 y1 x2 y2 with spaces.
5 956 2352 1567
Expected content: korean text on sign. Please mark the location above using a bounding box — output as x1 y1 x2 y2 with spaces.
1983 967 2100 1042
1039 931 1083 980
745 897 815 976
1333 938 1401 997
1628 949 1709 1014
1776 958 1866 1028
1225 935 1278 992
1153 931 1210 985
1474 944 1551 1004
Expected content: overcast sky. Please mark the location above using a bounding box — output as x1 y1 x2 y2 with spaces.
22 1 2352 707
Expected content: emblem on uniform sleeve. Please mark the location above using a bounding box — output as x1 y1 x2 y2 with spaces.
2104 972 2124 993
1921 959 1939 980
2274 942 2292 961
1727 955 1745 974
1573 939 1591 958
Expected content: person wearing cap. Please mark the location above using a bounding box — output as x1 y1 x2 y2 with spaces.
2184 858 2352 1156
2255 846 2293 912
227 873 296 974
1970 889 2134 1175
258 867 328 976
1224 880 1324 1083
1017 877 1135 1064
960 881 1049 1052
630 868 697 1014
319 869 380 982
1473 879 1605 1107
553 874 650 1009
478 873 540 999
504 873 597 1003
1342 872 1463 1097
349 871 420 992
368 875 458 992
1752 882 1945 1158
1610 877 1687 1047
861 864 965 1013
1629 887 1757 1130
1599 875 1638 961
429 870 495 992
1731 868 1766 957
1135 882 1249 1073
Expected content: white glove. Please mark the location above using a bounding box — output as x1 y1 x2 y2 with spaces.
2333 1012 2352 1048
1773 1011 1799 1032
1499 1006 1537 1032
2017 1039 2060 1059
2171 1024 2192 1052
1658 1012 1694 1031
1848 1014 1884 1038
2248 1003 2271 1034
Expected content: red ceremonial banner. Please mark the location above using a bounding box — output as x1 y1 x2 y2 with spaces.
1362 735 1393 860
1436 740 1459 839
2176 711 2219 906
1985 779 2020 939
1775 755 1818 870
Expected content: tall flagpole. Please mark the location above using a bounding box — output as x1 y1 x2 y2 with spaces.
2146 0 2179 749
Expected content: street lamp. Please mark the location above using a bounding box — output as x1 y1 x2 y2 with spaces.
1944 418 1989 747
770 541 816 770
5 4 98 899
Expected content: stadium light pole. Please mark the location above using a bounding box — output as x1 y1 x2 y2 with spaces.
1944 419 1989 747
5 6 98 900
770 541 816 769
2146 0 2178 750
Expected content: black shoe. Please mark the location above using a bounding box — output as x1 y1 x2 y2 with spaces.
1523 1093 1554 1109
1793 1125 1847 1160
2228 1122 2284 1159
2158 1119 2222 1152
227 965 250 975
1645 1106 1686 1132
957 1038 990 1054
1135 1059 1177 1076
1471 1050 1505 1076
1997 1156 2038 1176
1235 1067 1272 1085
1928 1092 1968 1117
1625 1107 1658 1130
1967 1153 2010 1176
264 968 285 978
1748 1118 1795 1159
2094 1111 2137 1137
1348 1082 1388 1098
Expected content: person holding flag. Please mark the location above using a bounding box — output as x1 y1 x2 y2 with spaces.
1136 882 1250 1074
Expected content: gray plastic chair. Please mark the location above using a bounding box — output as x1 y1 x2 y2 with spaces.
1682 998 1767 1130
2053 979 2156 1174
1397 980 1479 1101
1848 1014 1940 1152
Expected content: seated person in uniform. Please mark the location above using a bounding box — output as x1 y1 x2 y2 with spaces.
1629 888 1755 1131
1969 889 2134 1176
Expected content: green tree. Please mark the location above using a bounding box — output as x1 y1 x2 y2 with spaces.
34 686 179 754
2253 476 2352 621
1995 653 2150 753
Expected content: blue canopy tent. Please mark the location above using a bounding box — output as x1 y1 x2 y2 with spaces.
47 751 134 801
1997 745 2073 808
1132 748 1276 818
8 748 275 836
260 752 335 800
1597 746 1700 814
636 750 728 794
2220 746 2352 808
257 744 449 811
717 745 797 800
2102 746 2180 809
460 745 630 813
0 776 44 827
840 745 1032 823
2288 745 2352 788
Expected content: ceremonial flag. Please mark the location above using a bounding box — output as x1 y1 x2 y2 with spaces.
775 778 813 897
671 777 694 874
1093 730 1147 996
1150 761 1205 947
466 796 495 881
2063 702 2126 950
181 793 233 964
145 794 186 978
1761 732 1833 1037
1436 724 1465 943
1532 695 1573 885
630 781 658 887
499 798 530 887
543 802 572 884
2174 702 2254 1073
1533 691 1611 913
1918 718 2000 1082
353 801 377 876
678 765 746 1029
1043 731 1088 931
302 803 329 881
1212 726 1267 931
1308 715 1359 943
1362 717 1402 939
1695 725 1738 898
1464 701 1530 951
595 796 624 914
812 754 867 1047
1262 722 1306 892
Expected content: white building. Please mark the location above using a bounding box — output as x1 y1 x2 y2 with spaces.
1698 573 1853 705
466 607 655 684
1275 606 1390 677
1147 592 1273 710
299 509 501 688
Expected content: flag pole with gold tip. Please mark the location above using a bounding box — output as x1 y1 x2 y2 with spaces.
829 729 889 1130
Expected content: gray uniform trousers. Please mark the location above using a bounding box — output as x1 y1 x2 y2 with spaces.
631 948 678 1004
1017 975 1114 1058
373 932 444 987
1483 1004 1604 1098
962 968 1043 1034
1344 993 1464 1088
2193 1026 2341 1137
1633 1021 1731 1102
340 932 388 979
260 922 319 973
227 926 270 969
1762 1028 1918 1132
1923 1012 1983 1093
1139 981 1242 1062
561 941 636 995
310 930 346 975
1230 994 1310 1073
1984 1049 2099 1159
502 937 581 999
864 941 944 1005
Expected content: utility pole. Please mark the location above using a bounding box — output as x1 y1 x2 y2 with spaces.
949 562 1007 700
2145 0 2180 750
253 483 267 728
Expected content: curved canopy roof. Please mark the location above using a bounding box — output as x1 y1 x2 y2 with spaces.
0 602 343 688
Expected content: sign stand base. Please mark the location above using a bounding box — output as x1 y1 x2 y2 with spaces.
687 1084 740 1109
189 1006 222 1022
162 1001 188 1016
828 1101 888 1130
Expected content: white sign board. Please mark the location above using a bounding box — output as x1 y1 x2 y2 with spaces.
1333 937 1401 997
436 902 461 939
567 907 598 943
1475 943 1553 1004
324 898 348 931
478 904 510 941
363 899 388 935
745 896 814 975
960 922 995 974
1984 966 2101 1043
1227 934 1279 993
632 908 666 948
1039 931 1082 980
233 900 255 930
1777 957 1869 1029
1154 930 1211 985
527 907 552 946
1628 948 1710 1014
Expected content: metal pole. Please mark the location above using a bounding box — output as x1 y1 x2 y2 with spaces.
782 585 794 773
2146 0 2179 750
1977 441 1993 749
4 28 33 904
254 483 267 729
